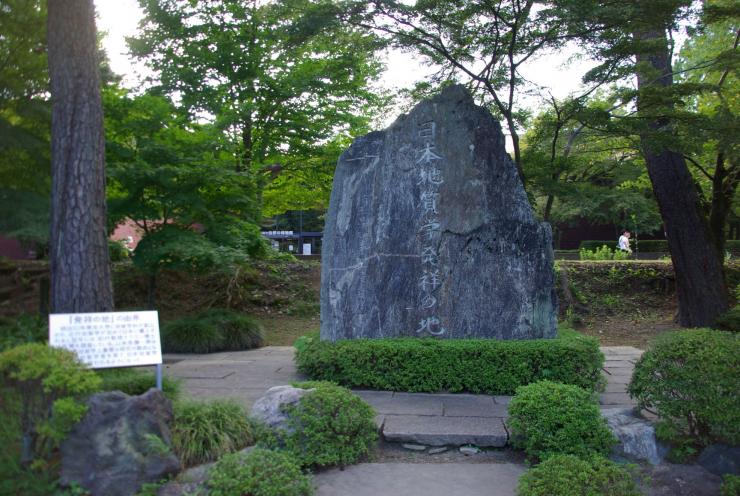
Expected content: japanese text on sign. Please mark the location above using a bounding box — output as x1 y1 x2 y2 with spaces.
49 311 162 369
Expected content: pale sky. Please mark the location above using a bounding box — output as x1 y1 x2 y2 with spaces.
94 0 595 129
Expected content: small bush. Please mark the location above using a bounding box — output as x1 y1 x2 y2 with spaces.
162 308 264 353
508 380 615 461
264 381 377 469
97 368 181 401
628 329 739 446
579 240 617 252
715 306 740 332
172 400 254 466
207 448 313 496
295 329 603 394
580 245 629 260
0 343 101 467
0 314 48 351
108 239 130 262
722 475 740 496
517 454 640 496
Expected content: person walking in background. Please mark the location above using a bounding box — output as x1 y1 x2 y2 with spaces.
618 229 632 255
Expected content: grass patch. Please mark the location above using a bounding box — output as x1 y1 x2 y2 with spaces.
295 328 603 394
97 367 181 401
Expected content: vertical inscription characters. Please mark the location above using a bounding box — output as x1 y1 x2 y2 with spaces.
415 121 446 336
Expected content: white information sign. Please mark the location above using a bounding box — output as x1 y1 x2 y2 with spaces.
302 243 312 255
49 311 162 369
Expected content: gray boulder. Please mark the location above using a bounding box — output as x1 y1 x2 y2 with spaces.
697 443 740 476
602 408 667 465
321 84 556 341
60 389 181 496
250 385 314 430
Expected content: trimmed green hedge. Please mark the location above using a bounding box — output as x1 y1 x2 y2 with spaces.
635 240 668 252
579 240 617 251
295 329 603 394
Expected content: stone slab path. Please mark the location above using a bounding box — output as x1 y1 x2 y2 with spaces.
313 462 525 496
163 345 643 444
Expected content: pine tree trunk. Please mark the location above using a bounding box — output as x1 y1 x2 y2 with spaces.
635 29 728 327
47 0 113 313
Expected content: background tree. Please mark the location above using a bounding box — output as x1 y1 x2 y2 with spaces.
522 95 663 243
104 89 264 307
556 0 732 325
0 0 50 250
345 0 589 180
47 0 113 312
130 0 384 201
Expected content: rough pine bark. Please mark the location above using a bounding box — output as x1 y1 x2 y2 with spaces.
635 29 728 326
47 0 113 313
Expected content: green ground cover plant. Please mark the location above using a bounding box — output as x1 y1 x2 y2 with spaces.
171 399 254 466
629 329 739 448
517 454 640 496
722 475 740 496
207 448 313 496
508 380 615 461
261 381 377 469
162 308 264 353
295 329 603 394
0 314 47 351
715 305 740 332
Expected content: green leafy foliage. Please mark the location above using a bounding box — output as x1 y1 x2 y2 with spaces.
508 380 615 461
517 454 641 496
0 343 101 467
628 329 740 446
722 475 740 496
0 314 47 351
108 239 129 262
579 245 630 260
171 400 254 467
634 240 669 252
715 306 740 332
295 329 603 394
207 448 313 496
263 381 377 469
96 368 180 401
162 308 264 353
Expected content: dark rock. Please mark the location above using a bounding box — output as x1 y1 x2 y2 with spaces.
321 84 556 341
697 443 740 476
60 389 181 496
644 463 722 496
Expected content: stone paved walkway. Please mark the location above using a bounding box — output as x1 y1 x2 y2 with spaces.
163 345 643 447
162 345 644 496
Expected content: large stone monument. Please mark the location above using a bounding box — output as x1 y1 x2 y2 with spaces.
321 85 556 341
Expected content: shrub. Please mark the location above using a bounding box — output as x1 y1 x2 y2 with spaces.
295 329 603 394
635 240 669 252
162 308 264 353
264 381 377 469
207 448 313 496
171 400 254 466
0 343 101 467
0 314 48 351
579 245 629 260
715 306 740 332
508 380 615 461
628 329 740 446
579 240 616 252
108 239 129 262
517 454 640 496
97 368 181 401
722 475 740 496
